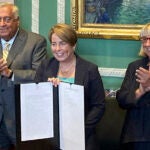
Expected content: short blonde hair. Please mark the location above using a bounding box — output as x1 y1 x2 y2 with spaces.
48 23 77 46
139 23 150 57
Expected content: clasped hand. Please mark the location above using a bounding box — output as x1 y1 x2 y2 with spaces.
0 58 11 77
135 67 150 98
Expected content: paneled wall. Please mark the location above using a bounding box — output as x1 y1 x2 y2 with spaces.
15 0 141 89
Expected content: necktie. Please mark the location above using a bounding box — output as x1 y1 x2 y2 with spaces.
3 43 10 60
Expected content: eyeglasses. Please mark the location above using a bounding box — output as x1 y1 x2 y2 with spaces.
0 17 14 23
140 37 150 42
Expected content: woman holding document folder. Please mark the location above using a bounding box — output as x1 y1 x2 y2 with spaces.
35 23 105 150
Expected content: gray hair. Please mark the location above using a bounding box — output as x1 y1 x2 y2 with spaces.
0 2 19 19
140 23 150 38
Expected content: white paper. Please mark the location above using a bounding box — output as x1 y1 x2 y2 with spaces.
20 82 54 141
59 82 85 150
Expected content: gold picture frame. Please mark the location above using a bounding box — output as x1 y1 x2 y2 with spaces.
71 0 144 40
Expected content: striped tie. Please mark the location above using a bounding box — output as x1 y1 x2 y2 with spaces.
3 43 10 60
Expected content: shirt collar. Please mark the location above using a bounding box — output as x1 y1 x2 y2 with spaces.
1 28 19 49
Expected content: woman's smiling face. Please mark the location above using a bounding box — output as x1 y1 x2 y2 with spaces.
51 33 75 62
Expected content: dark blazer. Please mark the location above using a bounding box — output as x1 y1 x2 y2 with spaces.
116 57 150 144
0 28 47 143
35 54 105 150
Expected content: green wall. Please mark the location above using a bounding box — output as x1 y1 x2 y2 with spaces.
15 0 141 89
77 39 141 89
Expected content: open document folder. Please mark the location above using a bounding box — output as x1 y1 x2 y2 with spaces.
16 82 85 150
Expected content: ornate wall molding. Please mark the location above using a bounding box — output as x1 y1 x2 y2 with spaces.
31 0 39 33
31 0 65 33
57 0 65 23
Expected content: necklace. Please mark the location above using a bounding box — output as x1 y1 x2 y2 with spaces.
59 57 76 77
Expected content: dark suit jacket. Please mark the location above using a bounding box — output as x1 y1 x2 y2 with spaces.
35 54 105 150
0 28 47 140
116 57 150 144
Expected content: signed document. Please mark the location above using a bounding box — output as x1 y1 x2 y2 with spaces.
20 82 54 141
59 82 85 150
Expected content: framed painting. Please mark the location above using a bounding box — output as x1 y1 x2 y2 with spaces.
71 0 150 40
0 0 14 3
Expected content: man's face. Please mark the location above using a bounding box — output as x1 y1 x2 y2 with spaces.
0 5 19 41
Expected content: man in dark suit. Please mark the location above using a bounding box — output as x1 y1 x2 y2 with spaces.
0 2 47 150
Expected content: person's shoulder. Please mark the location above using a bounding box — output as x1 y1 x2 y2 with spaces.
127 57 148 70
39 56 55 68
29 31 45 39
20 28 46 40
45 57 58 66
129 57 147 66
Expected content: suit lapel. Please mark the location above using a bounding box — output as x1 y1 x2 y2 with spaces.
50 59 59 77
75 55 85 85
0 43 2 58
7 29 27 67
